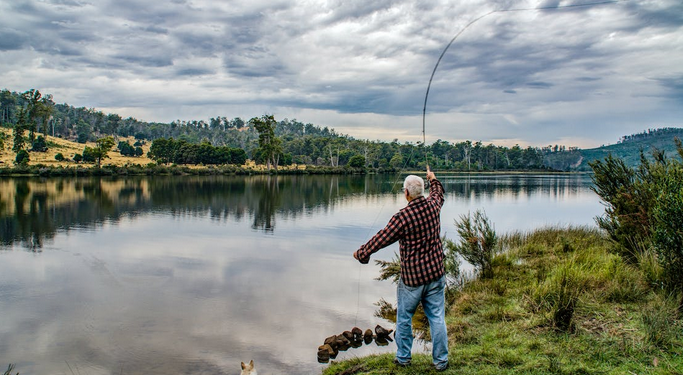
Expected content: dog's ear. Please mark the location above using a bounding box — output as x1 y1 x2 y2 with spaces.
241 362 246 370
249 359 254 367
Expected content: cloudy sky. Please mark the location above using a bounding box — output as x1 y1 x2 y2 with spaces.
1 0 681 148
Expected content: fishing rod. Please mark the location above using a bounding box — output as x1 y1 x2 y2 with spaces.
421 0 623 154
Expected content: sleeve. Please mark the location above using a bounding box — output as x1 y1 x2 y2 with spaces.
429 179 445 208
355 213 404 264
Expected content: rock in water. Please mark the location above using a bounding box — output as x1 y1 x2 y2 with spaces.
375 324 394 338
342 330 354 341
324 335 338 349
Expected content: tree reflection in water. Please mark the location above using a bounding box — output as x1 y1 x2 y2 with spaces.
0 174 590 249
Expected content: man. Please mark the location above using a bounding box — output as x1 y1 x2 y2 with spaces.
353 167 448 371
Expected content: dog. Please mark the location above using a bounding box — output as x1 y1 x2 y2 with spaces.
240 359 257 375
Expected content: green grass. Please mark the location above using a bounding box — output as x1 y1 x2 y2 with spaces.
323 226 683 375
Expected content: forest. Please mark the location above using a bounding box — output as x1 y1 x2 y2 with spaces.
1 88 678 171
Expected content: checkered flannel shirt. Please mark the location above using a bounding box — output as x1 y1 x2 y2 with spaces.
356 179 445 287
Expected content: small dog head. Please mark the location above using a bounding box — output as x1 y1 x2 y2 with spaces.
241 359 257 375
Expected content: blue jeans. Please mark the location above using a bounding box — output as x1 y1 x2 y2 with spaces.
395 275 448 369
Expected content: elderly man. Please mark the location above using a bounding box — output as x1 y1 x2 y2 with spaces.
353 167 448 371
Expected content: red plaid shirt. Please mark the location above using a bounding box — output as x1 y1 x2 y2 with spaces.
356 179 445 287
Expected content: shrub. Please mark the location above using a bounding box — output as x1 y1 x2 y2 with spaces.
14 149 29 165
590 139 683 311
446 209 498 278
31 135 48 152
651 164 683 311
55 152 65 161
347 155 365 169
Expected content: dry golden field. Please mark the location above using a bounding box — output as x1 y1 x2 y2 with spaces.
0 127 153 167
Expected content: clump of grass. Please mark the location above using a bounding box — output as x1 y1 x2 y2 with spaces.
642 294 681 349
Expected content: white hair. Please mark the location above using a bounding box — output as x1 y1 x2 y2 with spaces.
403 175 424 199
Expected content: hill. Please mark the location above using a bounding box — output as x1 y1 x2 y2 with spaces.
0 127 153 167
544 128 683 171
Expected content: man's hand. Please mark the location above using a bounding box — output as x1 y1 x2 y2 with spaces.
353 250 359 261
426 166 435 181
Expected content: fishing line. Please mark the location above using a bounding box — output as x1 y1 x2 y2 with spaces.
421 0 624 145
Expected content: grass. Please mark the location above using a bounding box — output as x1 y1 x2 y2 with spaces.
0 127 154 167
323 226 683 375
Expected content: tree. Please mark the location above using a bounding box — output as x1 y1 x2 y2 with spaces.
149 138 175 164
31 135 48 152
55 153 65 161
88 136 115 166
12 108 28 153
76 120 91 143
21 89 53 142
0 89 17 125
389 153 403 169
348 155 365 169
250 115 283 171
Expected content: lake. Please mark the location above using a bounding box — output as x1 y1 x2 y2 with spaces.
0 173 602 375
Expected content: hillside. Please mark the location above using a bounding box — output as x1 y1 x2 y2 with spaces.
544 128 683 171
0 127 153 167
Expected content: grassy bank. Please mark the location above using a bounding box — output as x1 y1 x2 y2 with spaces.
324 227 682 375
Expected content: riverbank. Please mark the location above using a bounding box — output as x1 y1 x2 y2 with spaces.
323 227 682 375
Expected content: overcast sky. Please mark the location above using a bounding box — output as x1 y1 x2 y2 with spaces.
1 0 681 148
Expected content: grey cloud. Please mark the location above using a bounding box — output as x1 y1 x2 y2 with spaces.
0 28 29 50
527 81 553 89
176 67 215 76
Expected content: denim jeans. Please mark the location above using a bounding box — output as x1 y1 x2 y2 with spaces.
395 275 448 369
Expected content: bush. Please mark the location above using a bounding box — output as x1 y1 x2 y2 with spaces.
652 166 683 309
55 152 65 161
590 139 683 311
73 153 83 163
14 149 29 165
347 155 365 168
31 135 48 152
446 209 498 278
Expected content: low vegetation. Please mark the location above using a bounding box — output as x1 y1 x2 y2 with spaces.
324 226 682 375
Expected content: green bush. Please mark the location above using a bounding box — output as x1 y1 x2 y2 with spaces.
55 152 65 161
591 139 683 310
446 209 498 279
14 149 29 165
651 165 683 310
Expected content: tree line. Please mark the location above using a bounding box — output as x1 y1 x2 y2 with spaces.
1 88 575 170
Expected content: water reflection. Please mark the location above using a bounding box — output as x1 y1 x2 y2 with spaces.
0 174 593 249
0 174 600 375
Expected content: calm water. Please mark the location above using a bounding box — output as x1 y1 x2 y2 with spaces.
0 174 602 375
